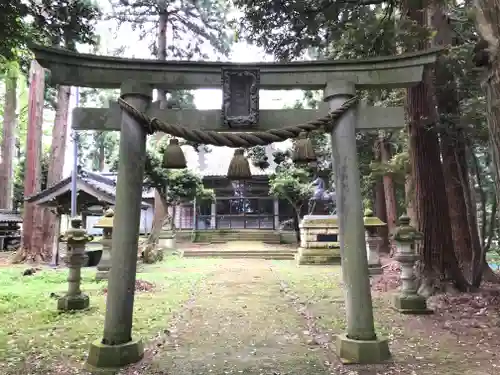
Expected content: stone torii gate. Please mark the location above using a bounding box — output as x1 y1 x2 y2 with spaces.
30 45 439 370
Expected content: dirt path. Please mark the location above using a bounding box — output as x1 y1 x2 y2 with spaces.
123 259 331 375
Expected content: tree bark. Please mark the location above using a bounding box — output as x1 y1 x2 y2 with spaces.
373 139 390 253
0 65 17 209
474 1 500 282
405 1 469 292
157 8 168 105
147 189 168 245
379 136 398 234
430 5 482 283
148 8 171 233
43 85 70 257
19 60 45 262
98 138 105 171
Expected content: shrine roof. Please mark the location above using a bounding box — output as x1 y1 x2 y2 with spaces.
25 170 151 209
182 146 276 177
0 210 23 223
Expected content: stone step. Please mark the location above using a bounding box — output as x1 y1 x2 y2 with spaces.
182 250 296 260
194 230 281 243
184 249 295 255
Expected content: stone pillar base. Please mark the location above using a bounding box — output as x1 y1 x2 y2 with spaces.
336 333 391 364
295 247 341 265
95 270 109 281
57 293 89 311
392 294 433 315
368 264 383 275
85 338 144 371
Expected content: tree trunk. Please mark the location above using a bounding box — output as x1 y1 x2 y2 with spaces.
404 2 469 292
440 130 475 277
431 5 481 283
19 60 45 262
149 8 170 221
0 66 17 209
157 9 168 105
380 136 398 234
373 139 390 253
98 139 105 171
474 1 500 283
147 189 169 245
43 85 71 257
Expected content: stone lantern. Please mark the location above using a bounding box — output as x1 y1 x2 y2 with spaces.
363 209 385 275
392 214 432 314
57 216 94 311
93 208 114 281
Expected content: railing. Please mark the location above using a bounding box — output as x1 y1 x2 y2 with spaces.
196 214 276 230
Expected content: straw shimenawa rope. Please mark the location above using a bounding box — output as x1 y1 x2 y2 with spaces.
117 96 358 148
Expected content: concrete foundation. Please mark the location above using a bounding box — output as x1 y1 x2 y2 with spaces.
85 338 144 371
57 293 89 311
336 333 391 364
393 293 433 315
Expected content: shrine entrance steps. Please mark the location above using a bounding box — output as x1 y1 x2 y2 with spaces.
181 241 296 260
192 229 281 244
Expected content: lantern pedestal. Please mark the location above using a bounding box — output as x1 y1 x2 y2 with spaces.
57 217 93 312
392 215 433 315
58 293 90 311
336 333 391 364
392 294 433 315
94 209 115 281
366 234 383 276
363 210 385 276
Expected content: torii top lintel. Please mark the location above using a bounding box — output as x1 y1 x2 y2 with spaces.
30 44 442 90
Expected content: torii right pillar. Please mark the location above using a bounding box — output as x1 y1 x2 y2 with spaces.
325 81 391 363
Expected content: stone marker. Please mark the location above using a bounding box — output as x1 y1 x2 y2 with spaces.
296 215 341 265
57 217 93 311
93 208 114 281
392 215 433 314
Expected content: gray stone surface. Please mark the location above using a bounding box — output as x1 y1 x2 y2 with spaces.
31 44 440 89
85 338 144 371
57 294 89 311
326 81 380 342
393 294 433 315
101 82 151 349
336 333 391 364
72 103 405 131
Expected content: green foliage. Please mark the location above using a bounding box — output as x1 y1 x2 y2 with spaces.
0 259 215 372
0 0 29 61
30 0 101 49
236 0 494 225
12 153 50 211
109 0 234 60
141 149 214 204
269 166 312 210
246 145 269 169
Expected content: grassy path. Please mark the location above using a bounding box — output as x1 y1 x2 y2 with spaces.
126 259 331 375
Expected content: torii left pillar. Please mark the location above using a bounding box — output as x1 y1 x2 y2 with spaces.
86 81 151 371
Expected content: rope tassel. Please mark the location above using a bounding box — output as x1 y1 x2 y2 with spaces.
117 96 358 148
163 138 187 169
227 148 252 180
292 132 317 165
